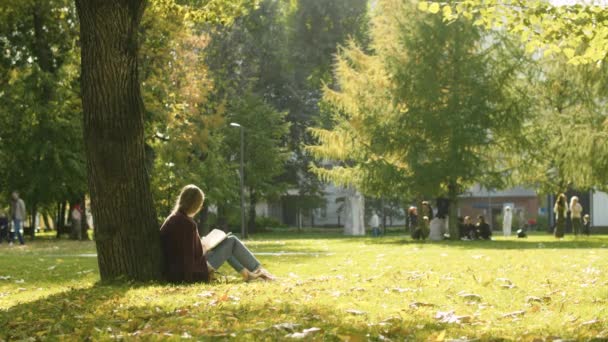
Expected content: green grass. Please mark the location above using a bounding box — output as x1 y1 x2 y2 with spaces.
1 232 607 341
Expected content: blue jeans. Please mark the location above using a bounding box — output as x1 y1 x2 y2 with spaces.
372 227 380 237
206 235 260 273
13 219 24 245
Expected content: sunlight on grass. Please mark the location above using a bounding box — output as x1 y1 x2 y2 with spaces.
1 233 607 340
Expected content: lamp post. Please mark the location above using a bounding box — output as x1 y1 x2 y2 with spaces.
230 122 247 239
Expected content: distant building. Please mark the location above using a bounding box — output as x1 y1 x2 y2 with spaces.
458 185 539 230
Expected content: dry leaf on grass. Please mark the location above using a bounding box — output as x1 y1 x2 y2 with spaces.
409 302 436 309
501 310 526 319
457 291 482 301
346 309 367 315
435 310 472 324
285 327 322 339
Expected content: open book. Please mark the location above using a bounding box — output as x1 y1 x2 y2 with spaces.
201 229 232 253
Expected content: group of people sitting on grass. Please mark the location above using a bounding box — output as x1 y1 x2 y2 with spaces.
458 215 492 240
406 201 492 241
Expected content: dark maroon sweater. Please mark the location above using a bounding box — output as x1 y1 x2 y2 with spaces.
159 211 209 283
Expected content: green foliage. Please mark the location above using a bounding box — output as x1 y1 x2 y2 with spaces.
227 94 291 198
418 0 608 65
504 56 608 193
0 0 86 211
141 1 255 218
2 234 608 340
309 0 526 200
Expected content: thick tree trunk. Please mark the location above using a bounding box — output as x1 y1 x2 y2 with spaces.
76 0 161 281
448 180 459 240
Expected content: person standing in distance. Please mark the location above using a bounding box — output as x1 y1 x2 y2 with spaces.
10 191 26 245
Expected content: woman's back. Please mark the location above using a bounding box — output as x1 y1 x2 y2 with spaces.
160 211 208 283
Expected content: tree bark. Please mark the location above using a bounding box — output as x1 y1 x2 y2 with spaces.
448 180 459 240
76 0 161 281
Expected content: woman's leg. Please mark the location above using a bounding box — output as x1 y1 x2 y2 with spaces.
206 236 261 273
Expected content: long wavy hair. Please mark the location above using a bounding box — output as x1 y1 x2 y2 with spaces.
569 196 579 209
172 185 205 217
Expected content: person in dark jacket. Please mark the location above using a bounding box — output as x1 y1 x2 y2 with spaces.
160 185 274 283
477 215 492 240
0 210 9 243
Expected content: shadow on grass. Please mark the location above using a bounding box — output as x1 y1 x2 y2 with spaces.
0 281 520 341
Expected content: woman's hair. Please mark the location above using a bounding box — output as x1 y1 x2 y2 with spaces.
173 184 205 217
478 215 486 224
464 216 471 223
569 196 579 208
557 193 567 207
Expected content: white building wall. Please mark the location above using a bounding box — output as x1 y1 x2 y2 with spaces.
592 191 608 226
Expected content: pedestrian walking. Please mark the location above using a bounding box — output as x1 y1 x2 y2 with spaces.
71 203 82 240
554 193 568 238
569 196 583 236
369 211 380 237
9 191 26 245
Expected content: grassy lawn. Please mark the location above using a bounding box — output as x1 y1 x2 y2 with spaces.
1 232 607 341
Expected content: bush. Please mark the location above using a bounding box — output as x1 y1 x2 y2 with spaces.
256 216 287 229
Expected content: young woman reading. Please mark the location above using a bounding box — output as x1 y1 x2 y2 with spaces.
160 184 274 283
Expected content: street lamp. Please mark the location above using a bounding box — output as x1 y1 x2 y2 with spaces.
230 122 247 239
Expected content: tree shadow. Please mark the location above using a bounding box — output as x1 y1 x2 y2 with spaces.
0 281 552 341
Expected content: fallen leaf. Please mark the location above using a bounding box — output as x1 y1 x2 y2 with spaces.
285 327 322 339
501 310 526 319
197 291 215 298
434 310 471 324
409 302 436 309
272 323 301 332
457 292 482 301
526 296 542 303
581 319 601 326
346 309 367 315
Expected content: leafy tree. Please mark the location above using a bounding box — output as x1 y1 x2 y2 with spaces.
308 0 527 239
204 0 292 233
75 0 260 281
506 56 608 193
283 0 370 208
418 0 608 66
0 0 86 235
226 94 290 233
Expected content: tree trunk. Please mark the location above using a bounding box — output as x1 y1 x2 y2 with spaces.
217 204 228 232
248 190 257 234
76 0 161 281
43 212 53 231
448 180 459 240
30 202 37 240
198 204 210 236
81 195 90 240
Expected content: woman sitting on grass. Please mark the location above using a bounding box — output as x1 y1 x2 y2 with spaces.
160 184 274 283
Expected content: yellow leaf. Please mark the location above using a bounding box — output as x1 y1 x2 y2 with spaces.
442 5 452 18
436 330 446 341
429 3 440 14
563 48 575 59
417 1 428 12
